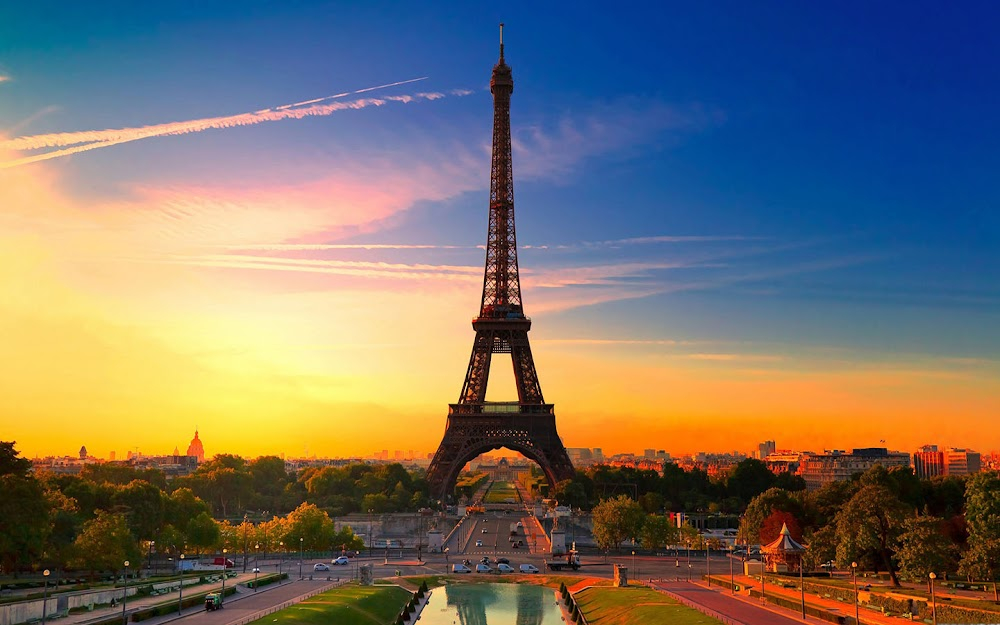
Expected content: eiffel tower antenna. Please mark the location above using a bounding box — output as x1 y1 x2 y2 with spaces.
426 26 575 500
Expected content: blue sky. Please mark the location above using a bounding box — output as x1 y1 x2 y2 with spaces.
1 1 998 457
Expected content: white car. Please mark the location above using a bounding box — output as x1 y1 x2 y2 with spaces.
475 540 484 547
313 563 330 572
497 563 514 574
452 564 472 574
519 564 539 574
333 556 350 565
475 563 493 574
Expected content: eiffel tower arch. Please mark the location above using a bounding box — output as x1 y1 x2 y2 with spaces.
426 25 575 500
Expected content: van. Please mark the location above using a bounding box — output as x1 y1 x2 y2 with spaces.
519 564 539 574
452 564 472 574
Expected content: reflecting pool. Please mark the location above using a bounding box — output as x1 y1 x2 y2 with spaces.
417 583 562 625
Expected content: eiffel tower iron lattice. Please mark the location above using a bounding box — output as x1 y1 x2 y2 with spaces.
426 25 575 500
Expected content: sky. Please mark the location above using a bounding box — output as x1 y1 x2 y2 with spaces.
1 1 998 461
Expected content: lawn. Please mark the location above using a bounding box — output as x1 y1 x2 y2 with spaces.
483 481 519 504
575 586 723 625
249 584 411 625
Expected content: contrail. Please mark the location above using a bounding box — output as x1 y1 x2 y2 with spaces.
0 77 458 169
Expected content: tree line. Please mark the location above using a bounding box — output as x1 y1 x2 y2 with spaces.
0 442 426 575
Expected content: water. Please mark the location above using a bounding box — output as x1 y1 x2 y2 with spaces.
417 582 562 625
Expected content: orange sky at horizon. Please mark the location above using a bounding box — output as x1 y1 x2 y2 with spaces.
3 140 999 463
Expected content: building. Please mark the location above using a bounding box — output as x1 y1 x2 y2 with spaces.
798 448 910 489
913 445 945 479
763 451 803 475
943 448 981 476
186 429 205 463
644 449 656 459
757 440 776 460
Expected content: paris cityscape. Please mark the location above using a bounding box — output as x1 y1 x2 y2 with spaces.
2 3 999 625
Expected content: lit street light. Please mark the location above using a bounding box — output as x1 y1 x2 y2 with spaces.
930 572 938 625
178 554 185 616
851 562 859 625
41 569 50 625
278 542 284 584
799 555 806 619
631 550 636 578
147 541 154 576
706 542 711 587
121 561 129 625
253 544 260 592
220 548 227 604
299 537 304 580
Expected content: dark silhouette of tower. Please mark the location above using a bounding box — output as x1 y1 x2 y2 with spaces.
426 25 574 499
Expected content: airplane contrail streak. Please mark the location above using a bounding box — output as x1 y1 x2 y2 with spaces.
0 78 453 169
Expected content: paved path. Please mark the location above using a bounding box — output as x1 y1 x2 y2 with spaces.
163 579 336 625
653 580 825 625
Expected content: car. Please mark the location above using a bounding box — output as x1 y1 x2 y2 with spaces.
313 563 330 572
482 528 488 533
496 557 510 564
204 593 222 611
511 542 519 548
820 560 835 569
497 563 514 574
462 559 472 566
452 564 472 574
480 556 491 564
475 540 484 547
475 563 494 574
333 556 350 566
519 564 539 574
251 567 261 573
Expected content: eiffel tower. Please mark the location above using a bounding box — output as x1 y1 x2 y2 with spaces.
426 25 575 499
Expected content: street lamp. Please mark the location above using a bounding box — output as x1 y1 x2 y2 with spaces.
220 548 227 604
706 541 711 587
930 572 938 625
368 509 374 558
799 555 806 619
278 542 284 583
242 514 249 573
729 545 735 595
632 550 636 578
178 554 185 616
41 569 50 625
299 537 304 580
253 544 259 592
147 541 154 576
121 561 130 625
851 562 859 625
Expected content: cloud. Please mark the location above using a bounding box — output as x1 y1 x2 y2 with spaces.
0 79 471 169
0 75 9 83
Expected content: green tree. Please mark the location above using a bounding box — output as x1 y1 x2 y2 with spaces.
802 523 838 572
726 459 775 505
896 516 955 582
0 473 50 573
113 480 164 541
639 515 678 551
835 484 908 586
959 471 1000 600
283 503 336 551
0 441 32 477
591 495 645 554
737 488 802 545
73 511 141 578
186 512 221 554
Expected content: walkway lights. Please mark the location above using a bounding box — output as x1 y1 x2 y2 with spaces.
121 561 129 625
930 572 938 625
851 562 859 625
41 570 50 625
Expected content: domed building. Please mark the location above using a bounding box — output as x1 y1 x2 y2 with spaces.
186 429 205 463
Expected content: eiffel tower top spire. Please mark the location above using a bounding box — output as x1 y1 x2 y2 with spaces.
481 22 521 320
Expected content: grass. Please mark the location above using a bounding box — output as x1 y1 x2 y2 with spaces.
249 583 411 625
483 480 520 504
575 586 723 625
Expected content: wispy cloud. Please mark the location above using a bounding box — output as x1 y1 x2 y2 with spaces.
0 75 9 84
0 78 470 169
221 243 474 251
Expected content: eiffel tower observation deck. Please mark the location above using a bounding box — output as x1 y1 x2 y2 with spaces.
426 25 575 500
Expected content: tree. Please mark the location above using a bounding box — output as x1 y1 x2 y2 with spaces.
959 471 1000 600
73 511 141 578
591 495 645 554
896 516 956 582
113 480 164 541
0 441 32 477
802 523 838 572
0 473 50 573
760 510 802 544
726 459 775 506
283 503 336 551
738 488 802 545
835 484 909 586
186 512 221 554
638 492 665 514
639 515 678 551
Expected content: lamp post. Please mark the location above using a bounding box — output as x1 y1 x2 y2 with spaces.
851 562 859 625
242 514 249 573
368 509 374 558
177 554 185 616
299 537 304 580
41 569 50 625
729 545 735 595
253 544 259 592
761 565 766 604
632 550 636 578
121 561 130 625
706 541 711 587
147 541 154 576
220 548 227 604
799 556 806 619
930 572 938 625
278 542 284 583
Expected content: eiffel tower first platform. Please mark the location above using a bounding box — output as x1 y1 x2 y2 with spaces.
426 26 575 500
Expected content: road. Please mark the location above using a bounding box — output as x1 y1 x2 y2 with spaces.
653 580 830 625
167 579 334 625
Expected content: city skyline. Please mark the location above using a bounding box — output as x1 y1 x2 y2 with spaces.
2 2 998 460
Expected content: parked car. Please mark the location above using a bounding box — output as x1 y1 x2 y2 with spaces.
496 557 510 564
333 556 350 566
482 528 488 533
251 567 261 573
452 564 472 574
480 556 491 564
475 540 484 547
313 563 330 572
475 563 494 574
497 563 514 574
519 564 539 574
